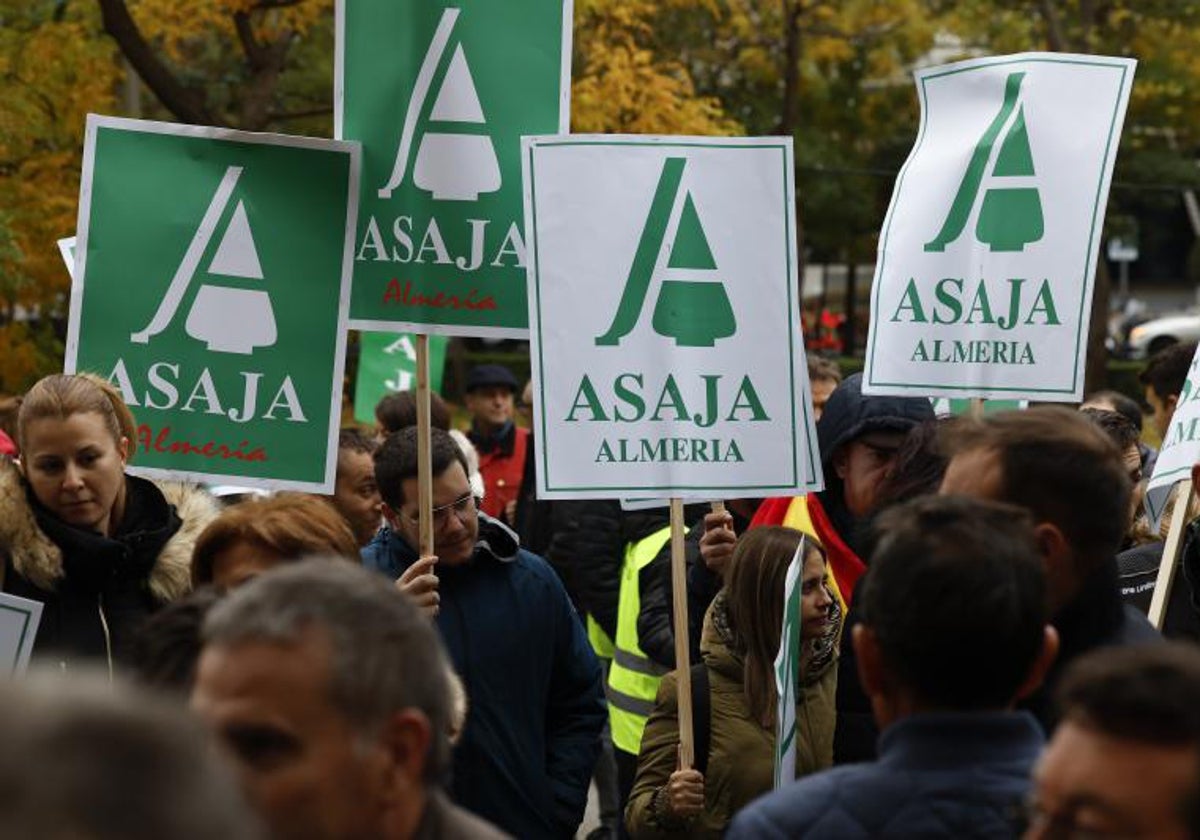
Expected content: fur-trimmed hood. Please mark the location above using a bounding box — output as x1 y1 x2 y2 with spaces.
0 457 218 603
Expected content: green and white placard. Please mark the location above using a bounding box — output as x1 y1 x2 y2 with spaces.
67 115 360 493
353 331 449 425
523 135 822 499
864 53 1135 401
773 541 803 789
337 0 572 337
1147 343 1200 526
0 592 42 677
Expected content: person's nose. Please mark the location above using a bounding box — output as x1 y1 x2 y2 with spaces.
440 506 467 537
61 463 84 492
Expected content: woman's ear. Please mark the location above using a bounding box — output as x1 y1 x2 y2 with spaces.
119 436 131 466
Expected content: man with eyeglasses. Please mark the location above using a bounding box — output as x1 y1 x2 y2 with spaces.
362 426 605 840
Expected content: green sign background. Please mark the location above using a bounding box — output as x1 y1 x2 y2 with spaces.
337 0 570 336
353 332 448 425
68 117 357 491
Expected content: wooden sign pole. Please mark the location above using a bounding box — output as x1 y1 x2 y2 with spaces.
416 334 434 557
669 497 694 769
1149 478 1195 630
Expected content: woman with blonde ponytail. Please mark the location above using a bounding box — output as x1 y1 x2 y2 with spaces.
0 373 217 671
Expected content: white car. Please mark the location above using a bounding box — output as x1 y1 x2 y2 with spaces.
1126 311 1200 359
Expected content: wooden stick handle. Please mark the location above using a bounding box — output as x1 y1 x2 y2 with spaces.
710 500 727 515
416 334 434 558
669 498 694 769
1149 478 1194 630
969 398 985 419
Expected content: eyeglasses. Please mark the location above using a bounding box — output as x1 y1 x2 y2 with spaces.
401 492 477 528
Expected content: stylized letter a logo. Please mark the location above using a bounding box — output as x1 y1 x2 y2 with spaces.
925 71 1044 253
597 158 735 348
377 8 501 202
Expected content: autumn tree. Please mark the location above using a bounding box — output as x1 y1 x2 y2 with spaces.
101 0 334 132
572 0 741 134
940 0 1200 389
0 1 121 391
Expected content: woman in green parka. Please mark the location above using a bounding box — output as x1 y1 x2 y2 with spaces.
625 526 840 839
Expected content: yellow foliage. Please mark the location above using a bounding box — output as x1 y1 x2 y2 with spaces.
130 0 332 62
0 5 119 345
573 0 741 135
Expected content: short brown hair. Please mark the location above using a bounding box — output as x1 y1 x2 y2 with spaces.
1058 643 1200 836
1139 342 1196 400
374 390 451 434
337 426 379 458
807 354 842 385
18 373 137 461
942 407 1130 568
191 494 359 586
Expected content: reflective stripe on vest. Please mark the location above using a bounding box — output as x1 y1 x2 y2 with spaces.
608 525 673 755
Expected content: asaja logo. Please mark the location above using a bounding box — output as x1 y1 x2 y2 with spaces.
377 7 500 202
131 165 277 355
925 71 1043 253
597 157 736 348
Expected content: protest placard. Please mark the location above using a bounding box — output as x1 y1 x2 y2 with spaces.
523 135 822 500
337 0 572 337
1146 345 1200 527
931 397 1025 416
67 115 359 492
773 540 804 789
353 332 449 425
863 53 1135 401
0 592 42 677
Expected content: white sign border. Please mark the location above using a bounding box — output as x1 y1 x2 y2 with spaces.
67 113 361 494
522 133 821 499
863 52 1136 402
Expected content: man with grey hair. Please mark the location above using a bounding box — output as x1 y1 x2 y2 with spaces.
191 559 507 840
0 672 261 840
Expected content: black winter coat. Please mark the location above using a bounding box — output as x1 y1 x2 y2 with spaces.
551 502 669 641
637 504 748 670
0 459 216 670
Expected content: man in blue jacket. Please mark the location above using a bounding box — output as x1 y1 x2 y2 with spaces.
363 427 605 839
728 495 1058 838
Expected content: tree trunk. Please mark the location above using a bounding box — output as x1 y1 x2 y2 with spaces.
97 0 215 125
777 0 801 135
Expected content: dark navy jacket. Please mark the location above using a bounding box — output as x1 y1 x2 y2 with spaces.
727 712 1043 839
362 514 605 840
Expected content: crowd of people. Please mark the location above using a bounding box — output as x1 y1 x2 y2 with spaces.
2 346 1200 839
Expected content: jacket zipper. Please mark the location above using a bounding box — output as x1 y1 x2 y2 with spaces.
97 593 114 681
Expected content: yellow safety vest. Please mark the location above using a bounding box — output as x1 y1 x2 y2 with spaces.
607 525 673 755
587 614 615 661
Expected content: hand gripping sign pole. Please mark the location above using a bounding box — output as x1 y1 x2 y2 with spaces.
1148 479 1195 630
416 334 435 558
669 498 695 769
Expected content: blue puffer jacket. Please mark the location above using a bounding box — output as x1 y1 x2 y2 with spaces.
727 712 1043 839
362 514 605 840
